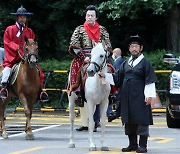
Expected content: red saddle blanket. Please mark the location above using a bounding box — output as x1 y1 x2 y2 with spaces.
68 56 118 94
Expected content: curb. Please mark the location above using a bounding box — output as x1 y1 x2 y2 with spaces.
14 107 166 113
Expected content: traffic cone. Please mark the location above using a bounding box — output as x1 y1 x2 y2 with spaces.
151 92 163 109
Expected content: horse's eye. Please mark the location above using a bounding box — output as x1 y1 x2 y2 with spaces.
100 55 104 58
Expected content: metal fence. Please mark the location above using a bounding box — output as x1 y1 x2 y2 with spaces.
14 69 171 112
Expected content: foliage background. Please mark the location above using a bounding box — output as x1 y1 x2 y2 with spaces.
0 0 179 60
0 0 179 108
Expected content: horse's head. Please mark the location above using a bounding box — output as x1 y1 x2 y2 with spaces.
87 43 107 77
24 36 38 67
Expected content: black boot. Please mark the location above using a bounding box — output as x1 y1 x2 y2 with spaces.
136 136 148 153
122 134 138 152
0 82 8 99
38 88 49 102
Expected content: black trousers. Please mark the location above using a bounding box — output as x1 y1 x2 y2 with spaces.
125 123 149 137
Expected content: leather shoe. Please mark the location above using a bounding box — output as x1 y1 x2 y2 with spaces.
108 115 117 122
76 126 88 131
136 147 147 153
122 145 138 152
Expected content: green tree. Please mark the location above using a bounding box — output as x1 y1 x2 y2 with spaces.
0 0 106 60
99 0 180 52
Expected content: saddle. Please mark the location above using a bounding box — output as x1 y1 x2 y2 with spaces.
74 62 89 107
0 62 39 87
0 62 21 86
9 62 21 85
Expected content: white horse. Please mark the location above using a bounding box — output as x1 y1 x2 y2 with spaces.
68 43 111 151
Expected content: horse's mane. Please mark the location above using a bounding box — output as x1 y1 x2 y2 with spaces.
91 43 104 53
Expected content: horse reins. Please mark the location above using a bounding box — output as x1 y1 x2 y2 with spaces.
17 42 38 64
90 54 107 73
17 48 26 62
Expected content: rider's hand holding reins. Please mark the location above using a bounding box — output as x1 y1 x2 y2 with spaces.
84 57 90 63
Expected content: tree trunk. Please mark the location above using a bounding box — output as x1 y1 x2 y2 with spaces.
167 5 180 52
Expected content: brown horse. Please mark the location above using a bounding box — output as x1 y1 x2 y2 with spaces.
0 36 40 140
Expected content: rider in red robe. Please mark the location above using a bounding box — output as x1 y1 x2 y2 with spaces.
0 6 48 102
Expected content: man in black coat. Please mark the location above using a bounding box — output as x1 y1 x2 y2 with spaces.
99 35 157 153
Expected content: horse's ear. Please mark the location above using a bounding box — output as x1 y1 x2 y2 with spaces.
24 35 28 43
92 40 97 47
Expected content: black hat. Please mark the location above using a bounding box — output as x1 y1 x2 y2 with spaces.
124 35 146 48
11 6 33 15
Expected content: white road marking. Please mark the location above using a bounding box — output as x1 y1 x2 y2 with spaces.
0 124 61 139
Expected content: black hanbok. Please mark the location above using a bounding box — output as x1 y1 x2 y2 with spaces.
113 57 157 125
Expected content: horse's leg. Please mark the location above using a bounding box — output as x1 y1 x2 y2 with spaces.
87 102 96 151
100 99 109 151
19 95 34 140
25 98 35 140
68 92 76 148
0 99 8 139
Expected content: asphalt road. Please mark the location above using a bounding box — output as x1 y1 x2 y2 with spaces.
0 110 180 154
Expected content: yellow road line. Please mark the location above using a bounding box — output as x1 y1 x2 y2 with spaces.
153 122 166 125
87 152 121 154
10 146 45 154
149 137 175 143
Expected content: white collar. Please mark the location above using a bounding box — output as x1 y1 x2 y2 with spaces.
16 22 25 29
128 54 144 67
16 22 25 37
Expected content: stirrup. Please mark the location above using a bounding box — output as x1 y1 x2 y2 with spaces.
0 88 8 99
40 91 49 102
75 95 84 107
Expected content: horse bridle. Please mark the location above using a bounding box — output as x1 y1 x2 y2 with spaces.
90 53 107 73
26 51 38 64
18 42 38 64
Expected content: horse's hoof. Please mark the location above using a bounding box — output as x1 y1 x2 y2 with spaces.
2 133 8 139
26 133 34 140
68 143 75 148
101 146 109 151
89 147 97 151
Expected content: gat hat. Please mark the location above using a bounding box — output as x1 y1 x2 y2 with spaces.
124 35 146 48
11 6 33 15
